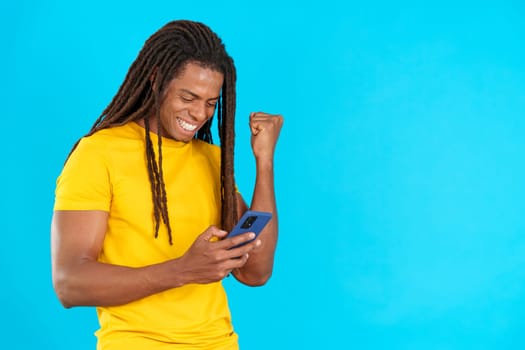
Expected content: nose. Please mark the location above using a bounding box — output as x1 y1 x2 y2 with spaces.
189 102 208 122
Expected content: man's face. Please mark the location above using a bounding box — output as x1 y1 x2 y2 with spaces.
158 61 224 142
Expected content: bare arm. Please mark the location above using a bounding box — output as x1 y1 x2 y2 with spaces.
51 210 259 308
232 112 283 286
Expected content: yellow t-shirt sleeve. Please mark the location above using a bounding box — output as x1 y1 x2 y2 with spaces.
54 137 111 211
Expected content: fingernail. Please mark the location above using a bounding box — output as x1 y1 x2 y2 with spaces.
256 240 262 246
249 233 256 239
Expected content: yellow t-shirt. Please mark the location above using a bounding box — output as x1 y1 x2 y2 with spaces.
54 122 238 350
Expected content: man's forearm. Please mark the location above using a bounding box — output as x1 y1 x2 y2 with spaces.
234 159 278 286
53 258 185 308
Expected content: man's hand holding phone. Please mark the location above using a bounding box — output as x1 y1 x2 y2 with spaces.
175 211 271 285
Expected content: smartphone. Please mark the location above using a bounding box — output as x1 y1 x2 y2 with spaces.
227 210 272 247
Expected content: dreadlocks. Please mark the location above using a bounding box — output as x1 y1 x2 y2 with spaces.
67 20 238 244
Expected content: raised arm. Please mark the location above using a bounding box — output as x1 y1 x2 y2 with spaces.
233 112 283 286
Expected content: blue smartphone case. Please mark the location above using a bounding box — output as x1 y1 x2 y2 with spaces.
227 210 272 242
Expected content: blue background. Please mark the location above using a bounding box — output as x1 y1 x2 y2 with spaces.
2 0 524 349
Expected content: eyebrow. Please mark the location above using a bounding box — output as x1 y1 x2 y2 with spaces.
179 89 220 101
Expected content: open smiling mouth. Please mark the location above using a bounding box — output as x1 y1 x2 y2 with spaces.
177 117 198 132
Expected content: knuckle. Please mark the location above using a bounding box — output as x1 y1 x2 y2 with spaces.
216 265 228 279
213 252 224 262
228 237 239 247
232 235 249 245
239 256 249 266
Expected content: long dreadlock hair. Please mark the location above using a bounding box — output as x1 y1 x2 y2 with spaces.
66 20 238 245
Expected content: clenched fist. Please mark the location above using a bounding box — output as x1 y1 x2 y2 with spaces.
249 112 284 162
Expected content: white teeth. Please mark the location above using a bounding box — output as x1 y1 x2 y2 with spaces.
177 118 197 131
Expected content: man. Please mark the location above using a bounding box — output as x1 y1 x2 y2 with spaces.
51 20 283 350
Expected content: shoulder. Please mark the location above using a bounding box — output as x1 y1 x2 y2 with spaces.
87 123 142 144
73 123 143 157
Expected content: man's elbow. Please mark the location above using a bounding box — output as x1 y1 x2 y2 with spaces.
235 270 272 287
52 272 78 309
243 278 270 287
